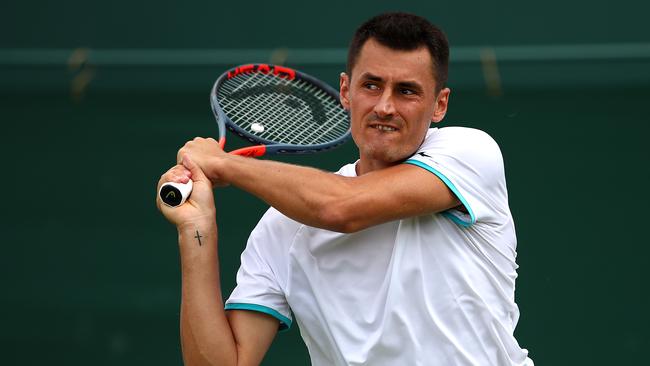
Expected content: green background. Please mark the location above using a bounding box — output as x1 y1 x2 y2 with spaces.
2 0 648 365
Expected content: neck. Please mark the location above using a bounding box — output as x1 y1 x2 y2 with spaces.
355 157 400 176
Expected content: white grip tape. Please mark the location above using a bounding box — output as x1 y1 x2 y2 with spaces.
159 180 193 207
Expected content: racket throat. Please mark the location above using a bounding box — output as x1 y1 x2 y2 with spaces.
231 145 267 157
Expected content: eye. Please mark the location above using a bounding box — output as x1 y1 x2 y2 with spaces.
400 88 416 96
363 82 379 90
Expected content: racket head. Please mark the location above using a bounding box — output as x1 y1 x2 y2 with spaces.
210 63 351 155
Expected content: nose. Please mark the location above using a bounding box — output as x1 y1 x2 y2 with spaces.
373 88 396 119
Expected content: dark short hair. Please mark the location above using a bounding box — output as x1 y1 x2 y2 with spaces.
346 12 449 91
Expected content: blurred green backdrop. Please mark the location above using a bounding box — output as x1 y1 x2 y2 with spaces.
2 0 649 365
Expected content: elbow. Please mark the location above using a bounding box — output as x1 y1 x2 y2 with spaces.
317 202 365 234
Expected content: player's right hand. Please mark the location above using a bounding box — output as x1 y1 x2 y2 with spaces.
156 154 216 229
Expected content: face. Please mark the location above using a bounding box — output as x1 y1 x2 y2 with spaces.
340 39 450 174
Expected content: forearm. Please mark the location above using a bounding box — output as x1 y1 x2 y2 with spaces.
209 154 460 233
177 221 237 366
215 155 352 231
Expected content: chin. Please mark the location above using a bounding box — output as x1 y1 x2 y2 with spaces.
363 144 409 164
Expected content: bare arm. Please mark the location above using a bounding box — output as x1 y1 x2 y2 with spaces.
219 155 458 233
157 157 278 366
177 138 460 233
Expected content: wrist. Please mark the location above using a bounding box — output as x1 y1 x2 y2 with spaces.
177 218 217 253
206 154 230 186
177 216 216 235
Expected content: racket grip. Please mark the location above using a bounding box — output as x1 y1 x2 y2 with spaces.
159 180 193 207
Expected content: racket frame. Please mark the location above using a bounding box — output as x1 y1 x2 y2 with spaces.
210 63 351 157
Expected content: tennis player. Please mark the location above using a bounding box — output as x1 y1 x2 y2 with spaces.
157 12 533 366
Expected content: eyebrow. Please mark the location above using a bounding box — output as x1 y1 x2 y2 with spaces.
359 72 424 92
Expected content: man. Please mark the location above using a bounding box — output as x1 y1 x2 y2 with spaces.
157 12 533 366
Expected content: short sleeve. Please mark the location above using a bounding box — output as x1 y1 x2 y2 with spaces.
403 127 508 227
225 210 296 331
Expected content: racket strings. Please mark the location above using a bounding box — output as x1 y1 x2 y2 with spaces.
236 77 315 141
286 86 348 142
254 78 349 144
268 81 338 143
218 72 349 145
272 90 349 145
220 74 299 138
223 74 339 144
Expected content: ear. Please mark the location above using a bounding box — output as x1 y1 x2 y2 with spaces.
339 72 351 110
431 87 451 123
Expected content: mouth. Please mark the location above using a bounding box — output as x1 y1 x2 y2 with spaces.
369 124 399 132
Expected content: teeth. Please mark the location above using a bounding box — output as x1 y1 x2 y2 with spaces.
374 125 397 131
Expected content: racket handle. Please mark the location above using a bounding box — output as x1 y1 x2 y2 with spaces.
160 141 259 207
159 180 193 207
160 136 222 208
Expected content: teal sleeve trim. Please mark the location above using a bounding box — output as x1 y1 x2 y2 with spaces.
442 212 472 228
225 303 292 331
404 159 476 226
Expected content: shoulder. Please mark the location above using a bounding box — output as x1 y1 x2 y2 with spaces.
422 127 501 151
406 127 510 225
417 127 504 167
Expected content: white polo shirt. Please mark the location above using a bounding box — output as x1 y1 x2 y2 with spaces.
226 127 533 365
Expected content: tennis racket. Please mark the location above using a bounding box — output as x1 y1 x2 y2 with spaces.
159 63 351 207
